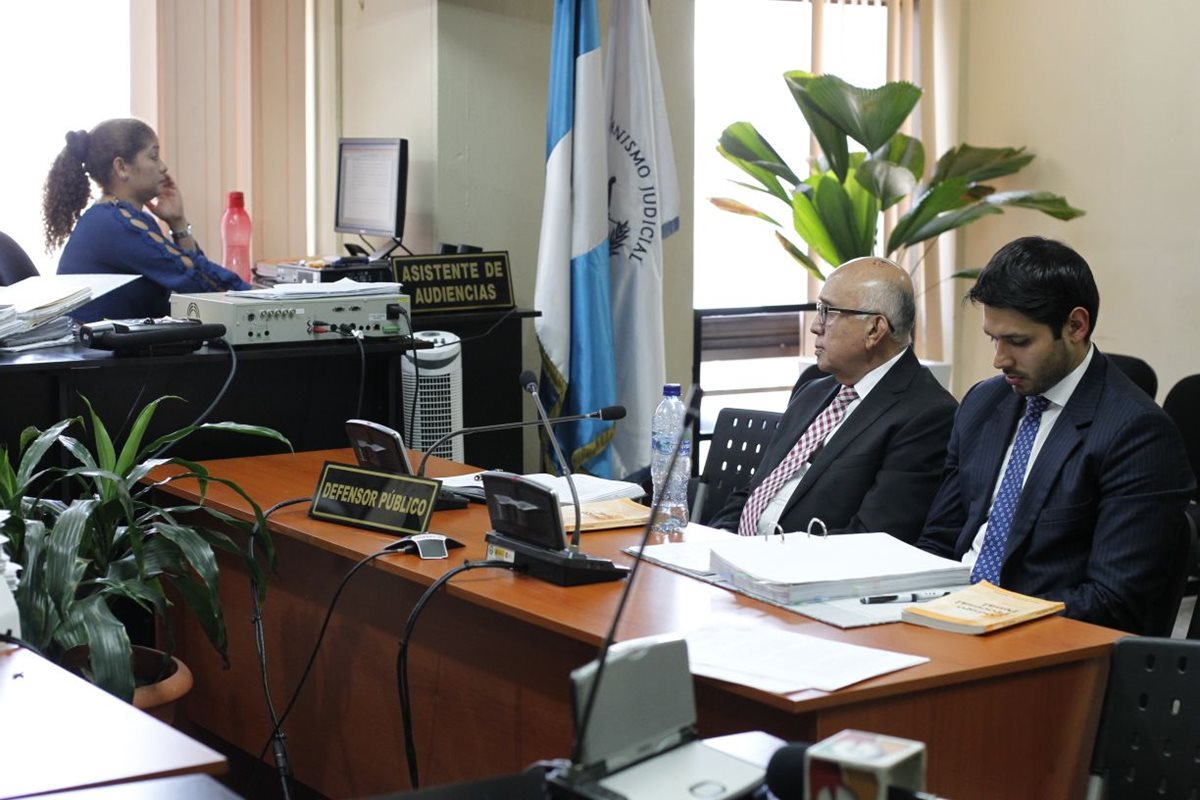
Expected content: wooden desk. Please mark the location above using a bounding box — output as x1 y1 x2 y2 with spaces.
0 648 225 799
154 450 1122 800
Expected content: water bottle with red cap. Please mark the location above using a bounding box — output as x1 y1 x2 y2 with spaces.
220 191 252 283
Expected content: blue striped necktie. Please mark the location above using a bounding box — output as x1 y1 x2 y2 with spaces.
971 394 1051 585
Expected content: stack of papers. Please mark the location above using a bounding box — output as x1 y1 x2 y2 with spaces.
708 532 971 605
685 625 928 694
439 471 645 506
0 315 74 349
0 305 19 339
0 275 91 328
227 278 403 300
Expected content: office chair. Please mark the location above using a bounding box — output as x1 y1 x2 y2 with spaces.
1107 352 1157 399
689 407 782 524
1086 636 1200 800
0 231 39 286
1164 375 1200 600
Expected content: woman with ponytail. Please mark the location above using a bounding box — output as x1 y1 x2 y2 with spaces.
43 118 249 322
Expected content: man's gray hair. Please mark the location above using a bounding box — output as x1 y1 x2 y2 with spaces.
860 276 915 346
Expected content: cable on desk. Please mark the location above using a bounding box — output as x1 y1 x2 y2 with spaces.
151 337 238 460
395 558 518 789
0 630 47 659
336 327 367 419
453 305 521 346
393 305 421 447
247 495 311 800
257 542 407 762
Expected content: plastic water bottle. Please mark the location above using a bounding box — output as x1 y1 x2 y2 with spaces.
650 383 691 533
220 190 252 283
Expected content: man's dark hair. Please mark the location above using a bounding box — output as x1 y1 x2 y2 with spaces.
968 236 1099 339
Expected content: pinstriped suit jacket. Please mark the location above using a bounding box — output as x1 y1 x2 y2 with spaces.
709 348 958 543
918 351 1196 634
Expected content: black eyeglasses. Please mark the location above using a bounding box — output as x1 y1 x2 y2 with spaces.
814 301 892 330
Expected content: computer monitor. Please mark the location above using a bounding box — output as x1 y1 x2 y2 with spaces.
334 137 409 260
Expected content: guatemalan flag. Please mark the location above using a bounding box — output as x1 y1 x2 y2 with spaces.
534 0 618 477
605 0 681 478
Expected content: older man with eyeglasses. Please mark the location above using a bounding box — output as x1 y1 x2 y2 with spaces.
709 257 957 543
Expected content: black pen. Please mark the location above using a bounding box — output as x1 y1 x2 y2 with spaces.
859 591 950 605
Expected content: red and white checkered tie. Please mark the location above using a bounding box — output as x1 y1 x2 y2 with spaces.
737 384 859 536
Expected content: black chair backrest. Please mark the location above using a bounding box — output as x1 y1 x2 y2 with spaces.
1107 353 1157 399
1163 375 1200 503
1090 636 1200 799
697 407 782 523
0 231 39 286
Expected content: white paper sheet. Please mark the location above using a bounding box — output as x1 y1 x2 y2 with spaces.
685 624 928 694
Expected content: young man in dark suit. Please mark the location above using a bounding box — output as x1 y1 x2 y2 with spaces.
917 237 1195 634
709 257 957 544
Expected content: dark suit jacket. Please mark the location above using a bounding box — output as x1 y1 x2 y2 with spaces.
917 351 1196 635
709 348 957 543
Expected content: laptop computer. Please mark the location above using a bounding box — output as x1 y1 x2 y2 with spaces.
547 634 765 800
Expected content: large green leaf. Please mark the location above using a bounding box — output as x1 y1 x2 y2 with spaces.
983 190 1086 220
59 594 134 701
931 144 1035 185
79 397 117 476
140 421 292 461
812 175 864 262
856 160 917 211
44 499 98 614
785 71 851 182
115 396 181 477
718 122 801 185
792 187 842 267
14 419 76 493
894 203 1003 249
845 168 881 257
788 72 922 155
887 177 971 254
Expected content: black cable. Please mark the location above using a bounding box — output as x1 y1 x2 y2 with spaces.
453 305 520 346
0 630 46 659
394 306 420 447
338 328 367 419
569 387 700 766
395 559 517 789
113 364 153 444
152 337 238 460
247 495 310 799
257 543 402 761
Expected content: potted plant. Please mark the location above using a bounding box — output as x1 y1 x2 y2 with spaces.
712 72 1084 281
0 396 290 705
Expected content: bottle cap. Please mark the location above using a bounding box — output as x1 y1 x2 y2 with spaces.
663 383 681 397
227 191 244 208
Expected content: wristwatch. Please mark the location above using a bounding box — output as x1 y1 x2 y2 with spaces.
171 223 193 241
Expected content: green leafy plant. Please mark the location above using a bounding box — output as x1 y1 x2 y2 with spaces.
712 72 1084 281
0 397 290 701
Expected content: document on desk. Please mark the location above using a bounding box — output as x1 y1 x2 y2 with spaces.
226 277 404 299
684 625 928 694
708 532 971 605
439 471 644 505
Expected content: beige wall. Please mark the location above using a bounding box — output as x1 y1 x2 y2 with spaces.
954 0 1200 400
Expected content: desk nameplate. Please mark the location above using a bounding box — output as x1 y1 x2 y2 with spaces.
310 461 439 535
391 251 515 313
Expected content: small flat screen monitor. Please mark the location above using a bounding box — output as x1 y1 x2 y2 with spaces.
334 137 409 259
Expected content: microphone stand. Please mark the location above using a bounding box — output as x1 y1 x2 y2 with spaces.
523 379 584 554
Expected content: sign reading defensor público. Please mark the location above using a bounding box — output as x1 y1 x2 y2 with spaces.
390 251 515 314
